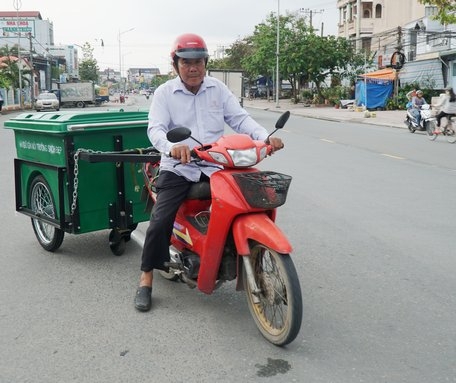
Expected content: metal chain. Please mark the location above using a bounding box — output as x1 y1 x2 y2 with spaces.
70 147 152 216
71 148 101 216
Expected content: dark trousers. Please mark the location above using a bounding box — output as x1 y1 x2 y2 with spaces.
141 171 192 271
436 111 455 127
141 170 211 272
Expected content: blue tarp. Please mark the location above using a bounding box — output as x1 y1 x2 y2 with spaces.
355 79 393 109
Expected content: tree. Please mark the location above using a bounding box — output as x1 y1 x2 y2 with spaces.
241 12 366 100
418 0 456 25
208 38 255 74
78 42 99 82
0 44 31 89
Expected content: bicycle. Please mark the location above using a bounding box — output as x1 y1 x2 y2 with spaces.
426 114 456 143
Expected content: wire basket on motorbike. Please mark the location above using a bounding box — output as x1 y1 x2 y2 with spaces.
233 171 292 209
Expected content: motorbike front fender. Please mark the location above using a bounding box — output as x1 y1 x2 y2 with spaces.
232 213 292 255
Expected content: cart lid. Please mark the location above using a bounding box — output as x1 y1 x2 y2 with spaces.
4 110 149 133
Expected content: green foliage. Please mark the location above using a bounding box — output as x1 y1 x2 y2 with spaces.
386 82 442 110
218 12 369 101
0 71 11 88
418 0 456 24
320 85 352 106
0 44 31 89
78 42 99 82
151 75 172 89
207 38 255 76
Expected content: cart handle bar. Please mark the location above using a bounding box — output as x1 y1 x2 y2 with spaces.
67 120 149 131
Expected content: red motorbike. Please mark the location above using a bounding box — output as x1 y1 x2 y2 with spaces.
141 111 302 346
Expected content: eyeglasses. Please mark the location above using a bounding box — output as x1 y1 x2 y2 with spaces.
178 59 205 68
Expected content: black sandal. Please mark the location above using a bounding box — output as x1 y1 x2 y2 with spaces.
134 286 152 312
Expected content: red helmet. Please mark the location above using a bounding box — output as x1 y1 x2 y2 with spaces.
171 33 209 61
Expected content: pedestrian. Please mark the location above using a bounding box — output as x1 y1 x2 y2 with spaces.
434 87 456 133
134 33 284 312
0 91 4 113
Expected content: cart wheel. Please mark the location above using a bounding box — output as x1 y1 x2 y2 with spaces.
29 175 65 252
109 229 126 256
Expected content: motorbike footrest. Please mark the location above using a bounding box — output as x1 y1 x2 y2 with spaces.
164 261 183 269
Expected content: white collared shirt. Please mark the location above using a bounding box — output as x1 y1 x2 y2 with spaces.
147 76 269 182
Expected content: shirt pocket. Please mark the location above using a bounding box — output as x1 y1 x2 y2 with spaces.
204 107 225 135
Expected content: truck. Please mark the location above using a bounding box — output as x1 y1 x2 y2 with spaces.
95 85 110 103
208 70 244 106
55 82 101 108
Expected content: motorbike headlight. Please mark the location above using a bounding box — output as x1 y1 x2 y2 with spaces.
227 148 258 167
259 146 267 161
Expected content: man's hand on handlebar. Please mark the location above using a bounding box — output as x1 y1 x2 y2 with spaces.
268 137 285 153
170 144 191 164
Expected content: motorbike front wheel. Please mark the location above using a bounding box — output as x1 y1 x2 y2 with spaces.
243 243 302 346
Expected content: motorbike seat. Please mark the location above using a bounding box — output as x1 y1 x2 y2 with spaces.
187 181 211 200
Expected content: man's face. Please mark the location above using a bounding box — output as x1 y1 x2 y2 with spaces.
176 58 206 88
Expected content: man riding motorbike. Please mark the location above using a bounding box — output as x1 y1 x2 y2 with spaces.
134 33 284 312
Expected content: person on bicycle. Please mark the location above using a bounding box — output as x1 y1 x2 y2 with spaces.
434 87 456 133
134 33 284 312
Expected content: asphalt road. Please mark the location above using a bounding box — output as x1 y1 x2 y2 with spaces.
1 97 455 382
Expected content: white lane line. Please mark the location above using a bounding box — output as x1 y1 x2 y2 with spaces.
320 138 335 143
381 153 405 160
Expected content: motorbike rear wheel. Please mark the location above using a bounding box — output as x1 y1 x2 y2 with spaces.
243 243 302 346
425 120 437 141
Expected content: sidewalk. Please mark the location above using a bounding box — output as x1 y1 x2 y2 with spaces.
243 98 406 129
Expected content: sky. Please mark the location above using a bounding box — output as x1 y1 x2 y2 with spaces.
7 0 338 75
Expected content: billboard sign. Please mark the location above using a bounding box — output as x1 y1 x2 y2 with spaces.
0 19 35 36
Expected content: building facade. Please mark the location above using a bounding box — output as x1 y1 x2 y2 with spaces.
0 11 69 93
337 0 456 90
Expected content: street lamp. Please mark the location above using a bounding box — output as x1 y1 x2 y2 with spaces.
118 27 134 90
276 0 280 108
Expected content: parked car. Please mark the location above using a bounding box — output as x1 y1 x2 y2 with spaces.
280 82 293 98
35 92 60 112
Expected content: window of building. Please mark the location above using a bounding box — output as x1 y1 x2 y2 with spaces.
364 9 371 18
375 4 382 18
362 38 372 52
425 6 438 17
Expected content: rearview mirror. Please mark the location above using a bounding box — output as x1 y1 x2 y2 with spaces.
166 127 192 143
275 111 290 130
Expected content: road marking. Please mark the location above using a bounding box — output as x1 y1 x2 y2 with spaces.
320 138 335 143
381 153 405 160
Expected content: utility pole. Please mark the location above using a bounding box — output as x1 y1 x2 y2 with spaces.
356 0 361 51
299 8 324 32
28 32 34 102
14 0 23 109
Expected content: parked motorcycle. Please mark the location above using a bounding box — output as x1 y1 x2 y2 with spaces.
405 104 437 133
141 111 302 346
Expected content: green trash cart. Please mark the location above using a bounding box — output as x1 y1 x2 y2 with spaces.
4 110 160 255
